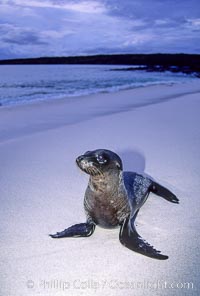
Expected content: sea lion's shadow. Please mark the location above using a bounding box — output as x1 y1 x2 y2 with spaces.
118 149 153 180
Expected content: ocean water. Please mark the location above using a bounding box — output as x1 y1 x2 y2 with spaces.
0 64 197 106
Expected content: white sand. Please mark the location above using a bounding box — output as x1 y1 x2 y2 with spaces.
0 81 200 296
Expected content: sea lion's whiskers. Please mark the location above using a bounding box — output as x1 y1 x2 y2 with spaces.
91 167 100 176
93 166 104 176
90 168 96 176
89 167 97 176
87 167 93 175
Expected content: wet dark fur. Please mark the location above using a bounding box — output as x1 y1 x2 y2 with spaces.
50 149 179 260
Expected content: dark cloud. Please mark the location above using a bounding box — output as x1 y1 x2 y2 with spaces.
0 0 200 58
0 24 47 46
3 31 47 46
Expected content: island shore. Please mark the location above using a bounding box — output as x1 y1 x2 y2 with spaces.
0 81 200 296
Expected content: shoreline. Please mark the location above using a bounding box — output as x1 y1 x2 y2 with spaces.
0 74 198 109
0 80 200 144
1 79 200 110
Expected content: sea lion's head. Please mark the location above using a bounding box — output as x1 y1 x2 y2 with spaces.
76 149 123 176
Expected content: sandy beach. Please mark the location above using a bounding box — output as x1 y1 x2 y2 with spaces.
0 81 200 296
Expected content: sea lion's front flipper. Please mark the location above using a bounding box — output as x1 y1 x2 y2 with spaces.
150 181 179 204
119 218 168 260
49 222 95 238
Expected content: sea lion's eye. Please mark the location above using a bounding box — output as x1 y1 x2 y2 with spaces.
96 154 107 164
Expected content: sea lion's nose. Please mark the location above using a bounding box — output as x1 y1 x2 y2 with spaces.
76 155 84 164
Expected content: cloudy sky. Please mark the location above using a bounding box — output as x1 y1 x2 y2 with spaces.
0 0 200 59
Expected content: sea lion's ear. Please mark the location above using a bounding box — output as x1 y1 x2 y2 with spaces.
115 160 123 170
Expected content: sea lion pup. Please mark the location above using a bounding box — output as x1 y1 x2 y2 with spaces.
50 149 179 260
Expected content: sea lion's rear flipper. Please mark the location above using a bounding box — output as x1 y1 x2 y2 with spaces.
49 222 95 238
150 181 179 204
119 218 168 260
